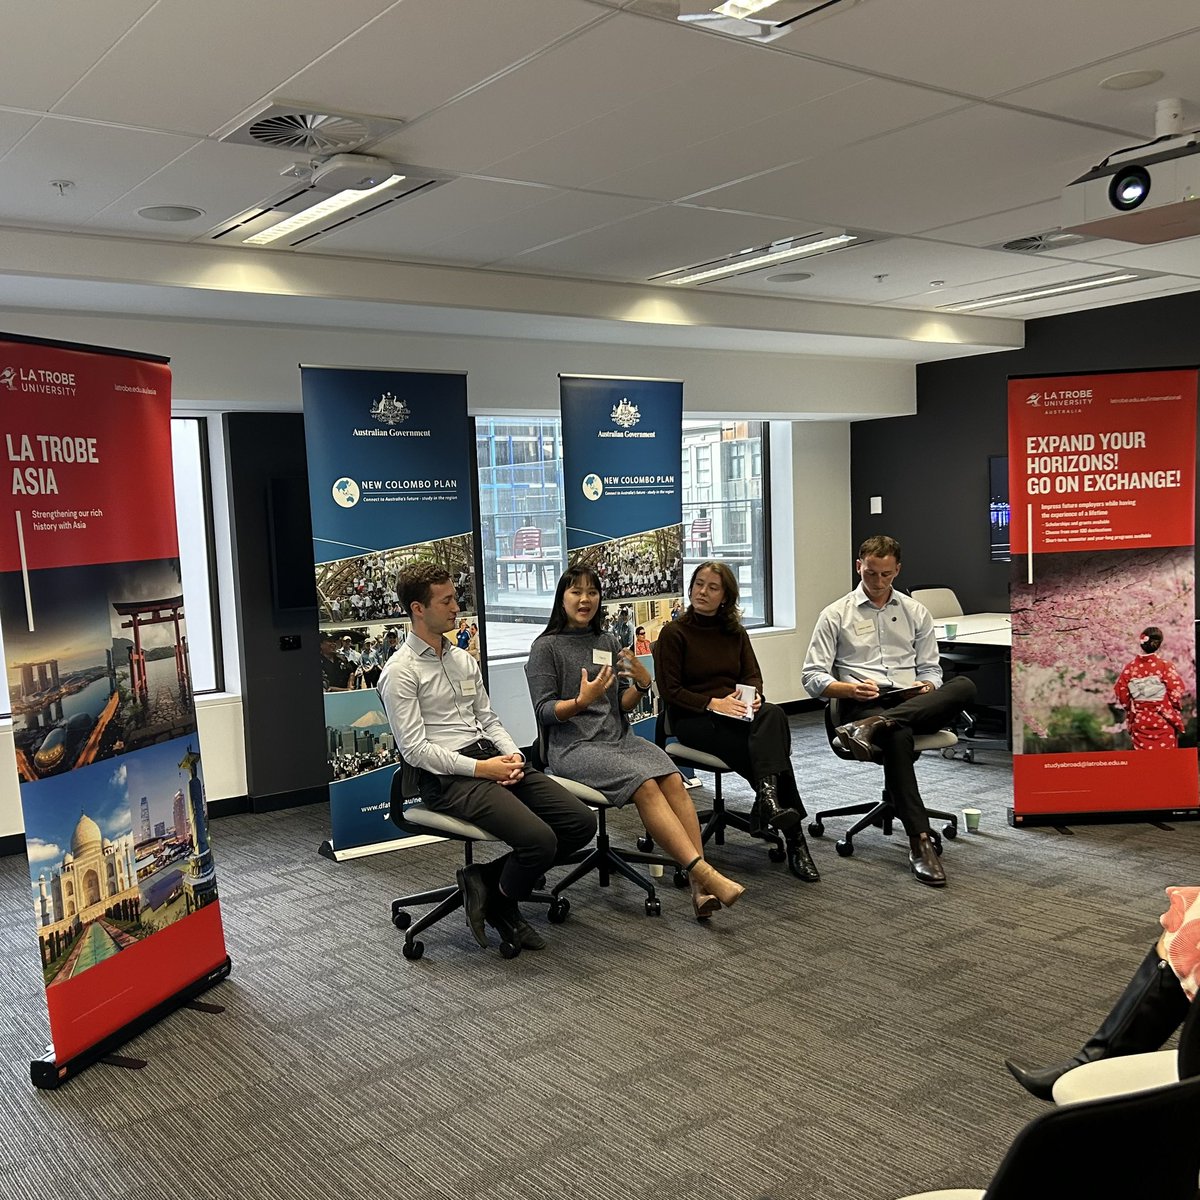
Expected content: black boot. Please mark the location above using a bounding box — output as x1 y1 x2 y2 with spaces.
1005 944 1189 1101
751 776 801 835
786 832 820 882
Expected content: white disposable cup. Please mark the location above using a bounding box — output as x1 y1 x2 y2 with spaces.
962 807 981 833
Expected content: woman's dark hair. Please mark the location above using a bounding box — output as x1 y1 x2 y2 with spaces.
682 560 743 634
1140 626 1164 653
537 564 605 638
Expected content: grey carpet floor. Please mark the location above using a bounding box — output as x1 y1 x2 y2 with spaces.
1 711 1196 1200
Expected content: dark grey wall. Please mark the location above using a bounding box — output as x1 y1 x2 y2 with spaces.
851 290 1200 612
224 413 328 807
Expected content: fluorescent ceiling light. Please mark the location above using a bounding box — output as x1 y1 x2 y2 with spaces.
242 174 405 246
658 232 858 286
938 272 1143 312
713 0 778 16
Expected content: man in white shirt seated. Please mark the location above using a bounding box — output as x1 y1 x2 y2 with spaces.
802 534 975 887
378 562 596 950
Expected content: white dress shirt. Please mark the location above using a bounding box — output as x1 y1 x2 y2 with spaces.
378 631 520 776
802 583 943 699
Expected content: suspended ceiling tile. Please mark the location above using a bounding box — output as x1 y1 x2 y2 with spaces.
0 112 42 162
285 0 605 128
917 199 1063 248
0 119 196 226
494 204 804 279
482 51 865 190
305 181 652 265
391 11 739 175
701 106 1120 234
0 0 154 110
52 0 400 135
776 0 1200 99
709 238 1042 304
998 29 1200 137
1092 236 1200 278
83 139 303 236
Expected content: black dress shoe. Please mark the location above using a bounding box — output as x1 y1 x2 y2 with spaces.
835 715 894 762
1004 1057 1079 1101
456 864 491 947
753 776 802 834
786 834 820 882
496 894 546 950
908 833 946 887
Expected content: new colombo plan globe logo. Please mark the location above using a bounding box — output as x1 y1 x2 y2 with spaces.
332 477 361 508
582 473 604 501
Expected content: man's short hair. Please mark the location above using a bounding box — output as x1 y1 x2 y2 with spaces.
858 534 902 563
398 562 452 615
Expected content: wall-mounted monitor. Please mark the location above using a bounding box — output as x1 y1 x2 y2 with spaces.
989 455 1010 563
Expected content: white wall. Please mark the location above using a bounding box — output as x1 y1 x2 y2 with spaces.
0 307 890 839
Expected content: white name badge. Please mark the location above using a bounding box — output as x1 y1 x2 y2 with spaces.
592 649 612 666
854 619 874 636
460 679 477 697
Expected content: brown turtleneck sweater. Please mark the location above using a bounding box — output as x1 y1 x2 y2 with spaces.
653 613 764 716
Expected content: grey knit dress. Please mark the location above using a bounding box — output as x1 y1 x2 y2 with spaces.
524 629 677 806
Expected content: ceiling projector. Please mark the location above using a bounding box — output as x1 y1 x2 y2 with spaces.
1061 131 1200 244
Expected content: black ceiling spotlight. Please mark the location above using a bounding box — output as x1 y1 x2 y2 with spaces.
1108 164 1151 211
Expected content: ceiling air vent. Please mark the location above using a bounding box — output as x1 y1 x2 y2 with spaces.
990 230 1091 254
216 102 403 155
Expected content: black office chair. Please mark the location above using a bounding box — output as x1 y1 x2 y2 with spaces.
809 697 959 858
387 762 563 961
649 708 787 866
532 729 681 917
895 1073 1200 1199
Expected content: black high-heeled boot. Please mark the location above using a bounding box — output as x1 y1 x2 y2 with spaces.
786 832 820 882
1004 944 1189 1100
750 776 801 834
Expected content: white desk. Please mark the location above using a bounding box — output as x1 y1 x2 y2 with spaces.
937 612 1011 647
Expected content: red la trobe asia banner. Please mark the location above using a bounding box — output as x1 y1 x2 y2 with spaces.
1008 368 1199 819
0 334 229 1083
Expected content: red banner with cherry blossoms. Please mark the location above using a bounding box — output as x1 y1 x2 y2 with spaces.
1008 368 1198 820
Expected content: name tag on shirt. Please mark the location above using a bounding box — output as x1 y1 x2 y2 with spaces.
592 648 612 666
460 679 477 697
854 619 874 636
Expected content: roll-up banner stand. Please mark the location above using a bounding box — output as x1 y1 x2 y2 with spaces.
300 366 482 860
1008 367 1199 825
559 375 683 738
0 333 229 1088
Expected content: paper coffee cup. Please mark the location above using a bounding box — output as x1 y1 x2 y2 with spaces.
962 807 981 833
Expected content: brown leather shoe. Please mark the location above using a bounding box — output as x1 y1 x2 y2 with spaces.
908 833 946 887
835 715 894 762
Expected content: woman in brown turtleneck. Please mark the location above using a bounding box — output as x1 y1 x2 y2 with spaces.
654 561 819 882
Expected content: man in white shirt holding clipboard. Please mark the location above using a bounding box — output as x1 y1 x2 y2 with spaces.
802 534 975 887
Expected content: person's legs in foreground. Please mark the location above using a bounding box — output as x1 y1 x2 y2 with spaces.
1005 933 1190 1099
631 774 745 919
443 772 596 950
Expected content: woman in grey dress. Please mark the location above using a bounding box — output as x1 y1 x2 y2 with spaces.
525 565 745 918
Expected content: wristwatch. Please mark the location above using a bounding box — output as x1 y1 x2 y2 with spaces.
634 680 652 694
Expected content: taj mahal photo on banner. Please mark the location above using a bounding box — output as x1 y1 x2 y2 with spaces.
23 732 218 988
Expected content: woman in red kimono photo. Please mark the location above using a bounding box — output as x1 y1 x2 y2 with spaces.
1114 626 1185 751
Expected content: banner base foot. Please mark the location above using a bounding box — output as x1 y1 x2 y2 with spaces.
30 955 232 1090
99 1053 147 1071
1009 806 1200 829
318 839 336 860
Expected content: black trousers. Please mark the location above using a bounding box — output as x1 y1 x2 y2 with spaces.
840 676 976 836
671 701 807 817
420 741 596 899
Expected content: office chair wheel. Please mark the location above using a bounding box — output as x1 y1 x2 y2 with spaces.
637 835 655 852
835 838 854 857
808 822 824 838
547 897 571 924
499 939 522 960
942 823 958 839
401 939 424 961
673 869 689 888
767 844 786 863
931 833 943 855
392 910 412 930
644 897 662 917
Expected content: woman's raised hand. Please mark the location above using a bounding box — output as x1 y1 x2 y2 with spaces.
617 647 652 690
577 664 615 707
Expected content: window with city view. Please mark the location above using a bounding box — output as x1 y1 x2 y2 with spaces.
475 417 770 659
